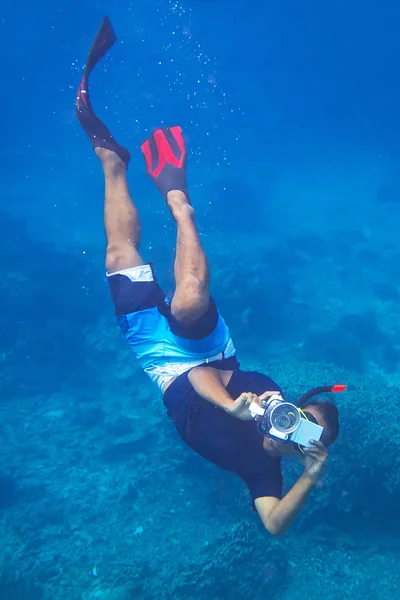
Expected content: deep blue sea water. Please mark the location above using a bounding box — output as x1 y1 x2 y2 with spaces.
2 0 400 598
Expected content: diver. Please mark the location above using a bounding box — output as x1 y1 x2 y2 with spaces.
76 17 343 536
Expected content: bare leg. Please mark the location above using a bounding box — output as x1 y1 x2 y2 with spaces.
95 148 144 273
167 190 210 322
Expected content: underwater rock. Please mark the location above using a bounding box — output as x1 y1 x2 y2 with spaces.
204 177 267 233
70 406 105 430
121 483 139 504
302 330 365 372
101 432 158 463
380 341 400 372
286 233 330 259
337 312 385 346
254 301 311 342
0 474 17 509
106 416 135 438
18 482 47 506
261 246 305 273
281 302 312 339
0 565 44 600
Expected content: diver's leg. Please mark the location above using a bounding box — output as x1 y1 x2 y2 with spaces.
75 18 143 272
95 148 144 272
167 190 210 322
141 127 210 322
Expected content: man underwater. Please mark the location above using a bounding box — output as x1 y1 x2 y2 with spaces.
76 18 342 536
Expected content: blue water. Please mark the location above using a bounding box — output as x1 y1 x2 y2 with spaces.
2 0 400 598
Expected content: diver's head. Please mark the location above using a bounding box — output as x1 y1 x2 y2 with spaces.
303 401 339 447
262 400 339 457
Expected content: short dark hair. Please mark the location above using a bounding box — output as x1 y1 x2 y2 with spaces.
307 401 339 446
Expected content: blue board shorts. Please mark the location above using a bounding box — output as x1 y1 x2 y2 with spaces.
107 263 236 391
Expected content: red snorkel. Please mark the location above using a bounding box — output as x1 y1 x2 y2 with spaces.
296 384 346 408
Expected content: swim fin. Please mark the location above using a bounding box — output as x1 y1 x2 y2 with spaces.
76 17 130 167
141 126 188 199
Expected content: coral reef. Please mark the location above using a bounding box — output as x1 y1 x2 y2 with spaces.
2 197 400 599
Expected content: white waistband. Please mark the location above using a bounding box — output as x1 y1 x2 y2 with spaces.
144 338 236 390
204 350 225 363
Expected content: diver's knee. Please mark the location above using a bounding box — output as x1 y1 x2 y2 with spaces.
171 282 209 323
105 244 138 273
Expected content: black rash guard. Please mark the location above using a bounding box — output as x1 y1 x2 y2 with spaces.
163 367 283 501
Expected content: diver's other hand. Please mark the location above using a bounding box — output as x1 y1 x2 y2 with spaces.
302 440 328 480
228 393 258 420
258 390 282 403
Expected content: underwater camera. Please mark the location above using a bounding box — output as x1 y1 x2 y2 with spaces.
249 385 346 448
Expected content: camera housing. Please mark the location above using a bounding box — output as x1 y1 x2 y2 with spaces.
289 418 323 447
250 395 323 448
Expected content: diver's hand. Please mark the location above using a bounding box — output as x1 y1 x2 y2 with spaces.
302 440 328 481
258 390 282 402
228 393 258 420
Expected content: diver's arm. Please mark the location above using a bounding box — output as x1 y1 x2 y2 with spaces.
254 473 317 536
188 367 256 419
255 441 327 536
188 367 234 411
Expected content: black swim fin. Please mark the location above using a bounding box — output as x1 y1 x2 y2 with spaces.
76 17 130 167
141 126 188 199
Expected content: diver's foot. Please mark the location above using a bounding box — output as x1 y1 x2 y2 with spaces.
167 190 194 220
75 18 130 167
95 148 127 178
141 126 188 199
76 78 130 168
